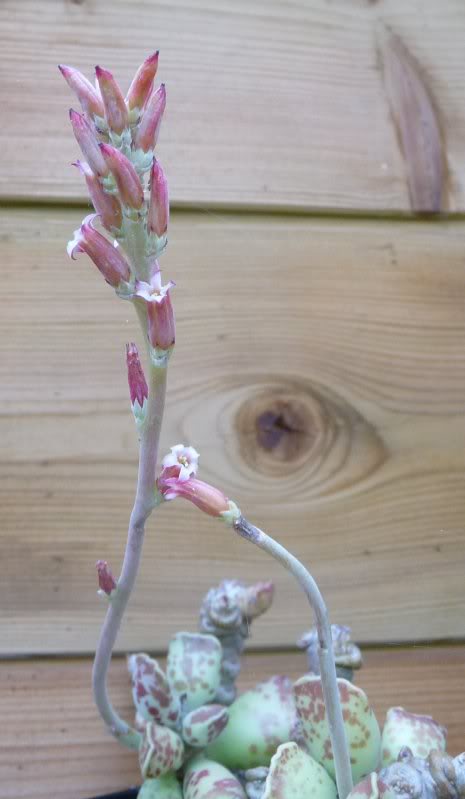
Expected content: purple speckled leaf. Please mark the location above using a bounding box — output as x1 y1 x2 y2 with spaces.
263 741 337 799
184 755 246 799
182 704 229 748
381 707 447 766
166 632 222 712
206 675 298 770
139 721 185 779
294 675 381 784
128 653 180 727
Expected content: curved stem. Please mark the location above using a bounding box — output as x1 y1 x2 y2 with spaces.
92 360 167 749
234 516 353 799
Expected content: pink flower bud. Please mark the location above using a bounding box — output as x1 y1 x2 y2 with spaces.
126 51 159 111
96 560 117 596
69 109 109 177
99 143 144 209
67 214 131 287
147 159 169 236
134 84 166 152
74 161 122 231
126 342 148 410
59 64 105 119
134 271 175 350
157 466 231 518
95 65 128 134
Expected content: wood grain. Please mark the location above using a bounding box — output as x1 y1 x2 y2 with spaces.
0 647 463 799
1 207 465 655
2 0 465 211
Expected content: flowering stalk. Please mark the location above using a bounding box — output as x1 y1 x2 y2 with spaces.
61 53 172 748
156 455 353 799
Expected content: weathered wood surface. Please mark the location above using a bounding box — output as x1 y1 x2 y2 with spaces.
2 0 465 211
1 207 465 655
0 647 463 799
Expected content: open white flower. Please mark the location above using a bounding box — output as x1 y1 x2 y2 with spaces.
162 444 199 482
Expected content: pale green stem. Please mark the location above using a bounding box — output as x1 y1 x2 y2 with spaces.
92 352 167 750
233 516 353 799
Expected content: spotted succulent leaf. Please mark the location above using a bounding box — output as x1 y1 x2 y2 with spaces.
381 707 446 766
139 721 184 779
137 773 183 799
263 741 337 799
206 675 298 770
182 704 229 748
128 653 180 728
294 675 381 783
184 755 246 799
166 632 222 712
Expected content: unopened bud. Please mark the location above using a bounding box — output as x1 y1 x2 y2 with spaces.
95 65 128 134
67 214 131 287
147 159 169 237
96 560 117 596
69 109 109 176
126 51 159 111
134 84 166 152
59 64 105 119
74 161 122 231
126 343 148 427
99 143 144 209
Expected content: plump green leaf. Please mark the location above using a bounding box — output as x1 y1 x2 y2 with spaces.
206 675 298 770
166 632 222 712
381 707 446 766
184 755 246 799
137 774 183 799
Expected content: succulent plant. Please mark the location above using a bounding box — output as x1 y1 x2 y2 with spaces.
199 579 274 704
297 625 362 683
205 675 299 770
294 675 381 784
347 747 465 799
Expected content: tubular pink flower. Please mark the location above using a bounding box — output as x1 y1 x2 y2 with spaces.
126 342 148 410
67 214 131 287
59 64 105 119
74 161 122 230
147 159 169 236
134 270 175 350
95 65 128 134
69 110 109 176
99 143 144 209
157 465 231 518
134 84 166 152
126 51 159 111
162 444 199 482
96 560 117 596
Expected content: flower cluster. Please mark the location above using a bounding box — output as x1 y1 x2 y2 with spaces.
60 54 174 362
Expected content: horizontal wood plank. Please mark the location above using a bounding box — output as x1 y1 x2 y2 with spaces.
2 0 465 211
0 647 463 799
1 208 465 654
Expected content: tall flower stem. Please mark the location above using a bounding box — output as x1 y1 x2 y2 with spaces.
92 354 167 750
233 516 353 799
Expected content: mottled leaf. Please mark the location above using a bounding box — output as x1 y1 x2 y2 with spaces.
263 741 337 799
206 675 298 770
346 773 379 799
182 704 229 748
139 721 184 779
128 653 180 727
294 675 381 784
381 707 446 766
184 755 246 799
137 774 183 799
166 632 222 712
